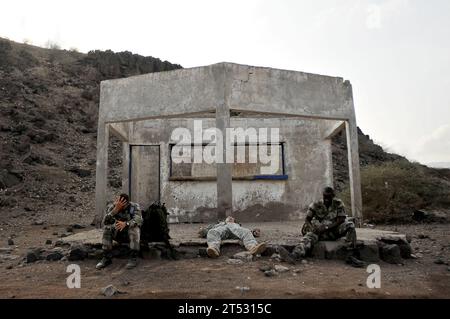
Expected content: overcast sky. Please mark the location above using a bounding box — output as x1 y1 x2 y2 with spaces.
1 0 449 165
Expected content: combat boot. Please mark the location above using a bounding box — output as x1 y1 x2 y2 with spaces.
96 251 112 270
126 250 139 269
249 242 266 255
207 246 220 258
277 245 296 265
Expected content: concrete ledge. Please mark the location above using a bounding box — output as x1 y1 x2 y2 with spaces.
60 226 410 263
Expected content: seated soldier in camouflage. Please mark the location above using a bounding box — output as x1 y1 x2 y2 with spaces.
284 187 357 261
198 216 266 258
96 194 143 270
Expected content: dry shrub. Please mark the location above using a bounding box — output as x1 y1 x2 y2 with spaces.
339 160 450 223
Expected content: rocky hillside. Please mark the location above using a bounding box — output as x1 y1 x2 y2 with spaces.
0 38 447 225
0 38 181 225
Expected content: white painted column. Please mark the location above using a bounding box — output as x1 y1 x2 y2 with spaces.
216 103 233 220
94 122 109 227
345 118 363 225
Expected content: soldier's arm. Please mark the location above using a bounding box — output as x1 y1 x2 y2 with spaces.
128 204 143 228
328 201 346 230
103 204 116 225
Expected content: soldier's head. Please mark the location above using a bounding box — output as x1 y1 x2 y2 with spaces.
252 228 261 238
322 187 335 206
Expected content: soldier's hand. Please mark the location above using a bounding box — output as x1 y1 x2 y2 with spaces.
112 197 128 214
115 220 127 232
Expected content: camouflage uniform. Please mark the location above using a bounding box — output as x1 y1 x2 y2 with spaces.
292 198 356 259
206 221 258 253
102 202 143 251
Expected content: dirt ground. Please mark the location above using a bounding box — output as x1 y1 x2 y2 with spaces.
0 215 449 299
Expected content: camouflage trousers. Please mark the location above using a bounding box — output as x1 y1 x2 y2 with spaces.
292 220 356 258
207 223 257 252
102 225 140 251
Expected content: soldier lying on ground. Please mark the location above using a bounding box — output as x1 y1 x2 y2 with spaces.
198 216 266 258
96 193 143 270
278 187 361 265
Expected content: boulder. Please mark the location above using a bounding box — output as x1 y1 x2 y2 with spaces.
68 245 88 261
45 250 64 261
26 249 42 263
358 242 380 262
311 240 351 260
379 244 403 264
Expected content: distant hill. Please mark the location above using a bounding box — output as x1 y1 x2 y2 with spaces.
0 37 448 224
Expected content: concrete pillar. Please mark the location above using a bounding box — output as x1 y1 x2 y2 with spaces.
216 104 232 220
93 122 109 227
345 118 363 226
122 142 130 195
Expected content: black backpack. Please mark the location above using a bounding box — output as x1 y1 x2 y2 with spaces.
141 201 171 243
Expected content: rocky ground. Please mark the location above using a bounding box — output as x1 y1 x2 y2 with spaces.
0 219 448 298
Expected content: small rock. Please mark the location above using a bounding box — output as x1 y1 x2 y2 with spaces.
120 279 130 286
68 167 91 178
434 258 446 265
71 224 85 229
32 220 44 226
227 258 244 265
270 253 281 262
447 267 450 272
417 234 430 239
301 259 308 265
274 265 290 273
293 268 302 273
7 238 14 246
233 251 253 262
258 263 273 272
235 286 250 293
264 269 278 277
66 226 73 233
101 285 121 297
45 239 52 245
52 232 58 236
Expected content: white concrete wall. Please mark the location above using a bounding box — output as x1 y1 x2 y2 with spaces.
127 117 335 222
